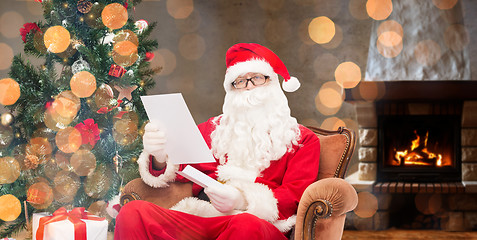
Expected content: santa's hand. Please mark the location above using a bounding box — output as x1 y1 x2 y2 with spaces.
205 184 246 213
143 122 167 163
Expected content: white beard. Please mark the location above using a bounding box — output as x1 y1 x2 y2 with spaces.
210 81 300 174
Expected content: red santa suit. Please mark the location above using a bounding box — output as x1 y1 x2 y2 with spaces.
115 117 320 239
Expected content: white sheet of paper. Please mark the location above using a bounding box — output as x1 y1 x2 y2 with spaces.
140 93 215 165
177 165 223 189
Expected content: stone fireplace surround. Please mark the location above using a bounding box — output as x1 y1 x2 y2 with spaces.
344 81 477 231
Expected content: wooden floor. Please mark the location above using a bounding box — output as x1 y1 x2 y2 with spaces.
343 230 477 240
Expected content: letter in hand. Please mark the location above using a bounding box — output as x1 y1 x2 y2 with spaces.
205 184 245 213
143 122 168 164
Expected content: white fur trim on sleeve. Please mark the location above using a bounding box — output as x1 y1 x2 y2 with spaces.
273 215 297 233
137 151 179 188
228 180 279 222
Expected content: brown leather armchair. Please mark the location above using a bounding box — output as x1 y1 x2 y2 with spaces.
120 126 358 240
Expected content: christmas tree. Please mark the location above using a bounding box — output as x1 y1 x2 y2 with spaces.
0 0 159 237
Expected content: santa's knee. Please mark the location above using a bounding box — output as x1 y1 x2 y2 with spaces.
229 213 268 235
115 200 150 228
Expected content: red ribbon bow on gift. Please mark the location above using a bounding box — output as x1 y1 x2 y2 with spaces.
36 207 106 240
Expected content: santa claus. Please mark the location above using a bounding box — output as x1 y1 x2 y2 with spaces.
115 43 320 240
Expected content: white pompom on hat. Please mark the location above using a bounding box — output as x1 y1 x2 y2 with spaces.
224 43 300 93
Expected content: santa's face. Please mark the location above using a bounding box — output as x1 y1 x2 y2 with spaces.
211 74 300 173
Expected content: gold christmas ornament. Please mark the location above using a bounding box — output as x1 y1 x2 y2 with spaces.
102 3 128 30
24 154 40 169
0 194 22 222
0 78 21 106
0 157 21 184
77 0 93 13
70 71 97 98
43 26 71 53
1 112 13 126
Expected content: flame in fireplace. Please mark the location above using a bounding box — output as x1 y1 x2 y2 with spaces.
394 130 443 166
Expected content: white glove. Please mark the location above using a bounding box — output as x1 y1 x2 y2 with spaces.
143 122 167 163
205 184 246 213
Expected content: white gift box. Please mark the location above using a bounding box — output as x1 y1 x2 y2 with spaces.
32 211 108 240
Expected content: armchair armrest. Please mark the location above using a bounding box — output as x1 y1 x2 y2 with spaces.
120 178 193 209
295 178 358 240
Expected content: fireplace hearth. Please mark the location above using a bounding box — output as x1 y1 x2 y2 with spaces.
378 114 461 183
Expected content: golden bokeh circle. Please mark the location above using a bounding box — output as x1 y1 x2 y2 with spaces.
444 24 469 52
377 37 403 58
0 194 22 222
155 48 177 76
366 0 393 20
101 3 128 30
53 170 81 203
84 165 111 199
308 16 336 44
414 39 442 66
70 71 97 98
52 91 81 119
321 117 346 131
0 78 21 106
0 157 21 184
70 149 97 176
377 20 403 38
178 33 206 60
43 26 71 53
335 61 362 89
349 0 369 20
0 125 14 149
166 0 194 19
55 127 82 154
354 191 378 218
27 182 54 209
432 0 458 10
0 11 25 39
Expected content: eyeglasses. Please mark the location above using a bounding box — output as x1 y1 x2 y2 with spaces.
231 74 269 89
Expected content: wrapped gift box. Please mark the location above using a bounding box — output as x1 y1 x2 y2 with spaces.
32 208 107 240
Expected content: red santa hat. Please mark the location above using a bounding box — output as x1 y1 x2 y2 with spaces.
224 43 300 93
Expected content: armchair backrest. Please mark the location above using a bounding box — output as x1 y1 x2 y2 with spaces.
307 126 356 180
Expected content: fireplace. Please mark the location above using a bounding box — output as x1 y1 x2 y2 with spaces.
378 114 461 182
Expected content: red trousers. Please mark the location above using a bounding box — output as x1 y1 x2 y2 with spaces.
114 200 288 240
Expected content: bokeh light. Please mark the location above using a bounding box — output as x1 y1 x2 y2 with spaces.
376 34 403 58
167 0 194 19
432 0 458 10
70 149 97 176
0 78 21 105
53 170 81 203
356 81 386 102
52 91 81 119
29 137 53 157
444 24 469 52
84 165 112 198
55 127 82 154
27 0 44 16
334 61 362 89
175 11 201 33
349 0 369 20
377 20 403 38
0 125 14 149
320 24 343 49
320 117 346 131
308 16 336 44
43 26 71 53
0 11 24 38
258 0 284 11
70 71 97 98
0 43 14 70
354 191 378 218
265 18 292 44
101 3 128 30
315 81 343 116
414 39 441 66
0 157 21 184
155 48 177 76
366 0 393 20
27 182 54 209
178 33 206 60
415 193 443 215
300 118 321 128
314 0 342 19
0 194 21 222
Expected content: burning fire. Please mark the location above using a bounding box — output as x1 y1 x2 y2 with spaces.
394 130 443 166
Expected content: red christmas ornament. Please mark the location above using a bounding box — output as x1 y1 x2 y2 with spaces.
109 64 127 78
74 118 100 148
97 99 122 114
19 23 41 43
35 0 42 2
145 52 154 62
